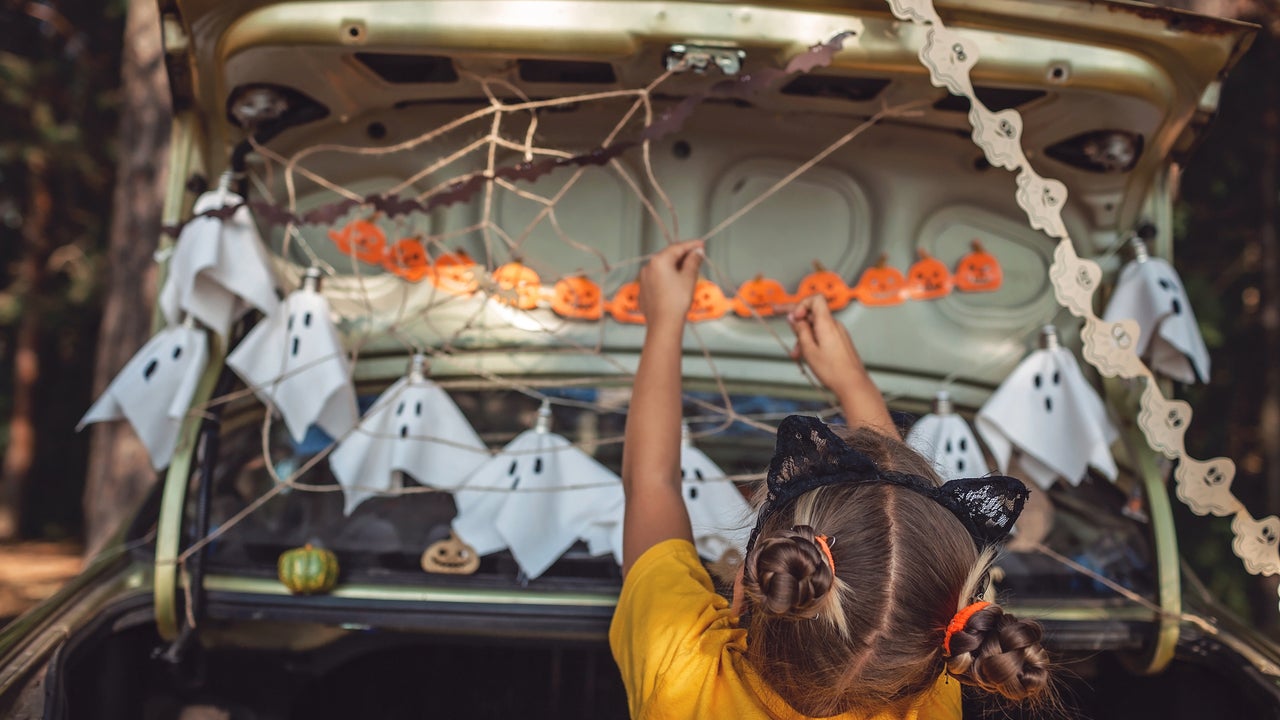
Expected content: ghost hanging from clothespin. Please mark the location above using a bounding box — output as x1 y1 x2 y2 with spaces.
588 422 753 566
906 391 990 480
158 172 280 340
78 316 209 470
226 268 359 444
329 354 490 514
976 325 1118 489
1102 234 1211 384
451 400 624 580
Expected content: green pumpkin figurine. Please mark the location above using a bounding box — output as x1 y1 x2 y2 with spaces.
277 543 340 595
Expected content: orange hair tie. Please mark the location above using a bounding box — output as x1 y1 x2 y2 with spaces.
943 600 991 656
814 534 836 575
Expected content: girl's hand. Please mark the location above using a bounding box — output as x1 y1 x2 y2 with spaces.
787 294 866 399
638 239 705 328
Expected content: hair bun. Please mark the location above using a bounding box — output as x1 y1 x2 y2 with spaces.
742 524 835 618
945 604 1050 702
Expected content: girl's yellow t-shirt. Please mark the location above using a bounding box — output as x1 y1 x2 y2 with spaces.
609 538 962 720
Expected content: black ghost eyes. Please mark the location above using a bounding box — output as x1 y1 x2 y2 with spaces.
533 458 543 474
304 312 313 327
507 460 518 475
1158 279 1171 290
172 345 182 360
143 359 158 380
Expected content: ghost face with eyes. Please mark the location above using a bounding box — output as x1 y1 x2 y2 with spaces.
226 283 358 443
1232 512 1280 576
1103 256 1210 384
906 413 990 481
1175 456 1240 518
1015 170 1069 239
976 345 1118 489
970 107 1027 171
79 324 209 470
451 429 623 580
919 26 977 97
330 372 488 514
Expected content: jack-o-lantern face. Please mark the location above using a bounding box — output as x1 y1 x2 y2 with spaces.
687 279 731 322
904 248 954 300
551 275 604 320
732 274 793 318
954 240 1003 292
853 255 906 306
795 261 853 311
382 238 431 282
608 281 645 324
492 261 543 310
328 218 387 265
421 533 480 575
432 249 479 295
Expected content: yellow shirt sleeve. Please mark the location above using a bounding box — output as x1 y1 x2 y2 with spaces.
609 538 739 718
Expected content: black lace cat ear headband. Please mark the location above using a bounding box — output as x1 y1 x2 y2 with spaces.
744 415 1030 558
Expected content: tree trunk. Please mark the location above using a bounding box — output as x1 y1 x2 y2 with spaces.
0 151 53 540
83 0 171 557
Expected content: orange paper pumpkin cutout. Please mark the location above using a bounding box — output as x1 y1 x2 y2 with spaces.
688 278 731 322
492 261 543 310
551 275 604 320
953 240 1003 293
732 274 793 318
608 281 645 324
383 238 431 282
853 255 907 307
329 218 387 265
431 249 479 295
904 248 954 300
795 261 854 311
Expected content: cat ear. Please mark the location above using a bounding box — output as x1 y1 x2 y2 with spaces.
766 415 876 497
934 475 1030 545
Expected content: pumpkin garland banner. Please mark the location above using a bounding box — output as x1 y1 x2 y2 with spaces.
324 219 1004 323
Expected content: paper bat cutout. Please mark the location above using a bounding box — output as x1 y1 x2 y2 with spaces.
329 355 490 514
906 391 991 481
158 181 280 339
1102 242 1210 384
78 321 208 470
226 270 358 444
976 326 1117 489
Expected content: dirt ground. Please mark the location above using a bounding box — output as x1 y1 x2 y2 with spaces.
0 542 84 625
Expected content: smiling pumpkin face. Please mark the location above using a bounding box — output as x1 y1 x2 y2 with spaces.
492 262 543 310
383 238 431 282
431 249 480 295
551 275 604 320
421 533 480 575
904 248 954 300
607 281 645 324
687 279 731 322
795 261 853 311
853 255 907 306
953 239 1003 292
328 218 387 265
732 275 793 318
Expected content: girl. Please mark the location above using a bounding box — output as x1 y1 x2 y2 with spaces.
612 240 1050 719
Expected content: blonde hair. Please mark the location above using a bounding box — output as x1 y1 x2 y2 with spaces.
739 426 1050 717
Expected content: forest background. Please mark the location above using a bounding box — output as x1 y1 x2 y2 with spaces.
2 0 1279 629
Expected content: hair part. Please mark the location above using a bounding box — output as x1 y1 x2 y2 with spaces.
739 425 1052 717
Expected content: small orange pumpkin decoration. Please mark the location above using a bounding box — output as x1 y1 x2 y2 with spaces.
853 255 906 307
551 275 604 320
687 278 732 322
328 217 387 265
732 274 793 318
607 281 645 324
953 240 1003 293
421 533 480 575
431 249 479 295
492 261 543 310
383 237 432 283
794 260 854 311
904 248 954 300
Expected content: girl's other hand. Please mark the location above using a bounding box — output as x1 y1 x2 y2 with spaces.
638 239 705 328
787 294 867 401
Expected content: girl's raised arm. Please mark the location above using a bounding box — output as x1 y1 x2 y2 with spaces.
787 295 898 438
620 240 705 575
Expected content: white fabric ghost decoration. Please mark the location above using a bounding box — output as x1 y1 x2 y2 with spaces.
589 424 753 565
226 269 358 444
329 355 490 514
976 325 1118 489
78 319 208 470
906 391 990 480
451 403 624 580
158 175 280 340
1102 238 1210 384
